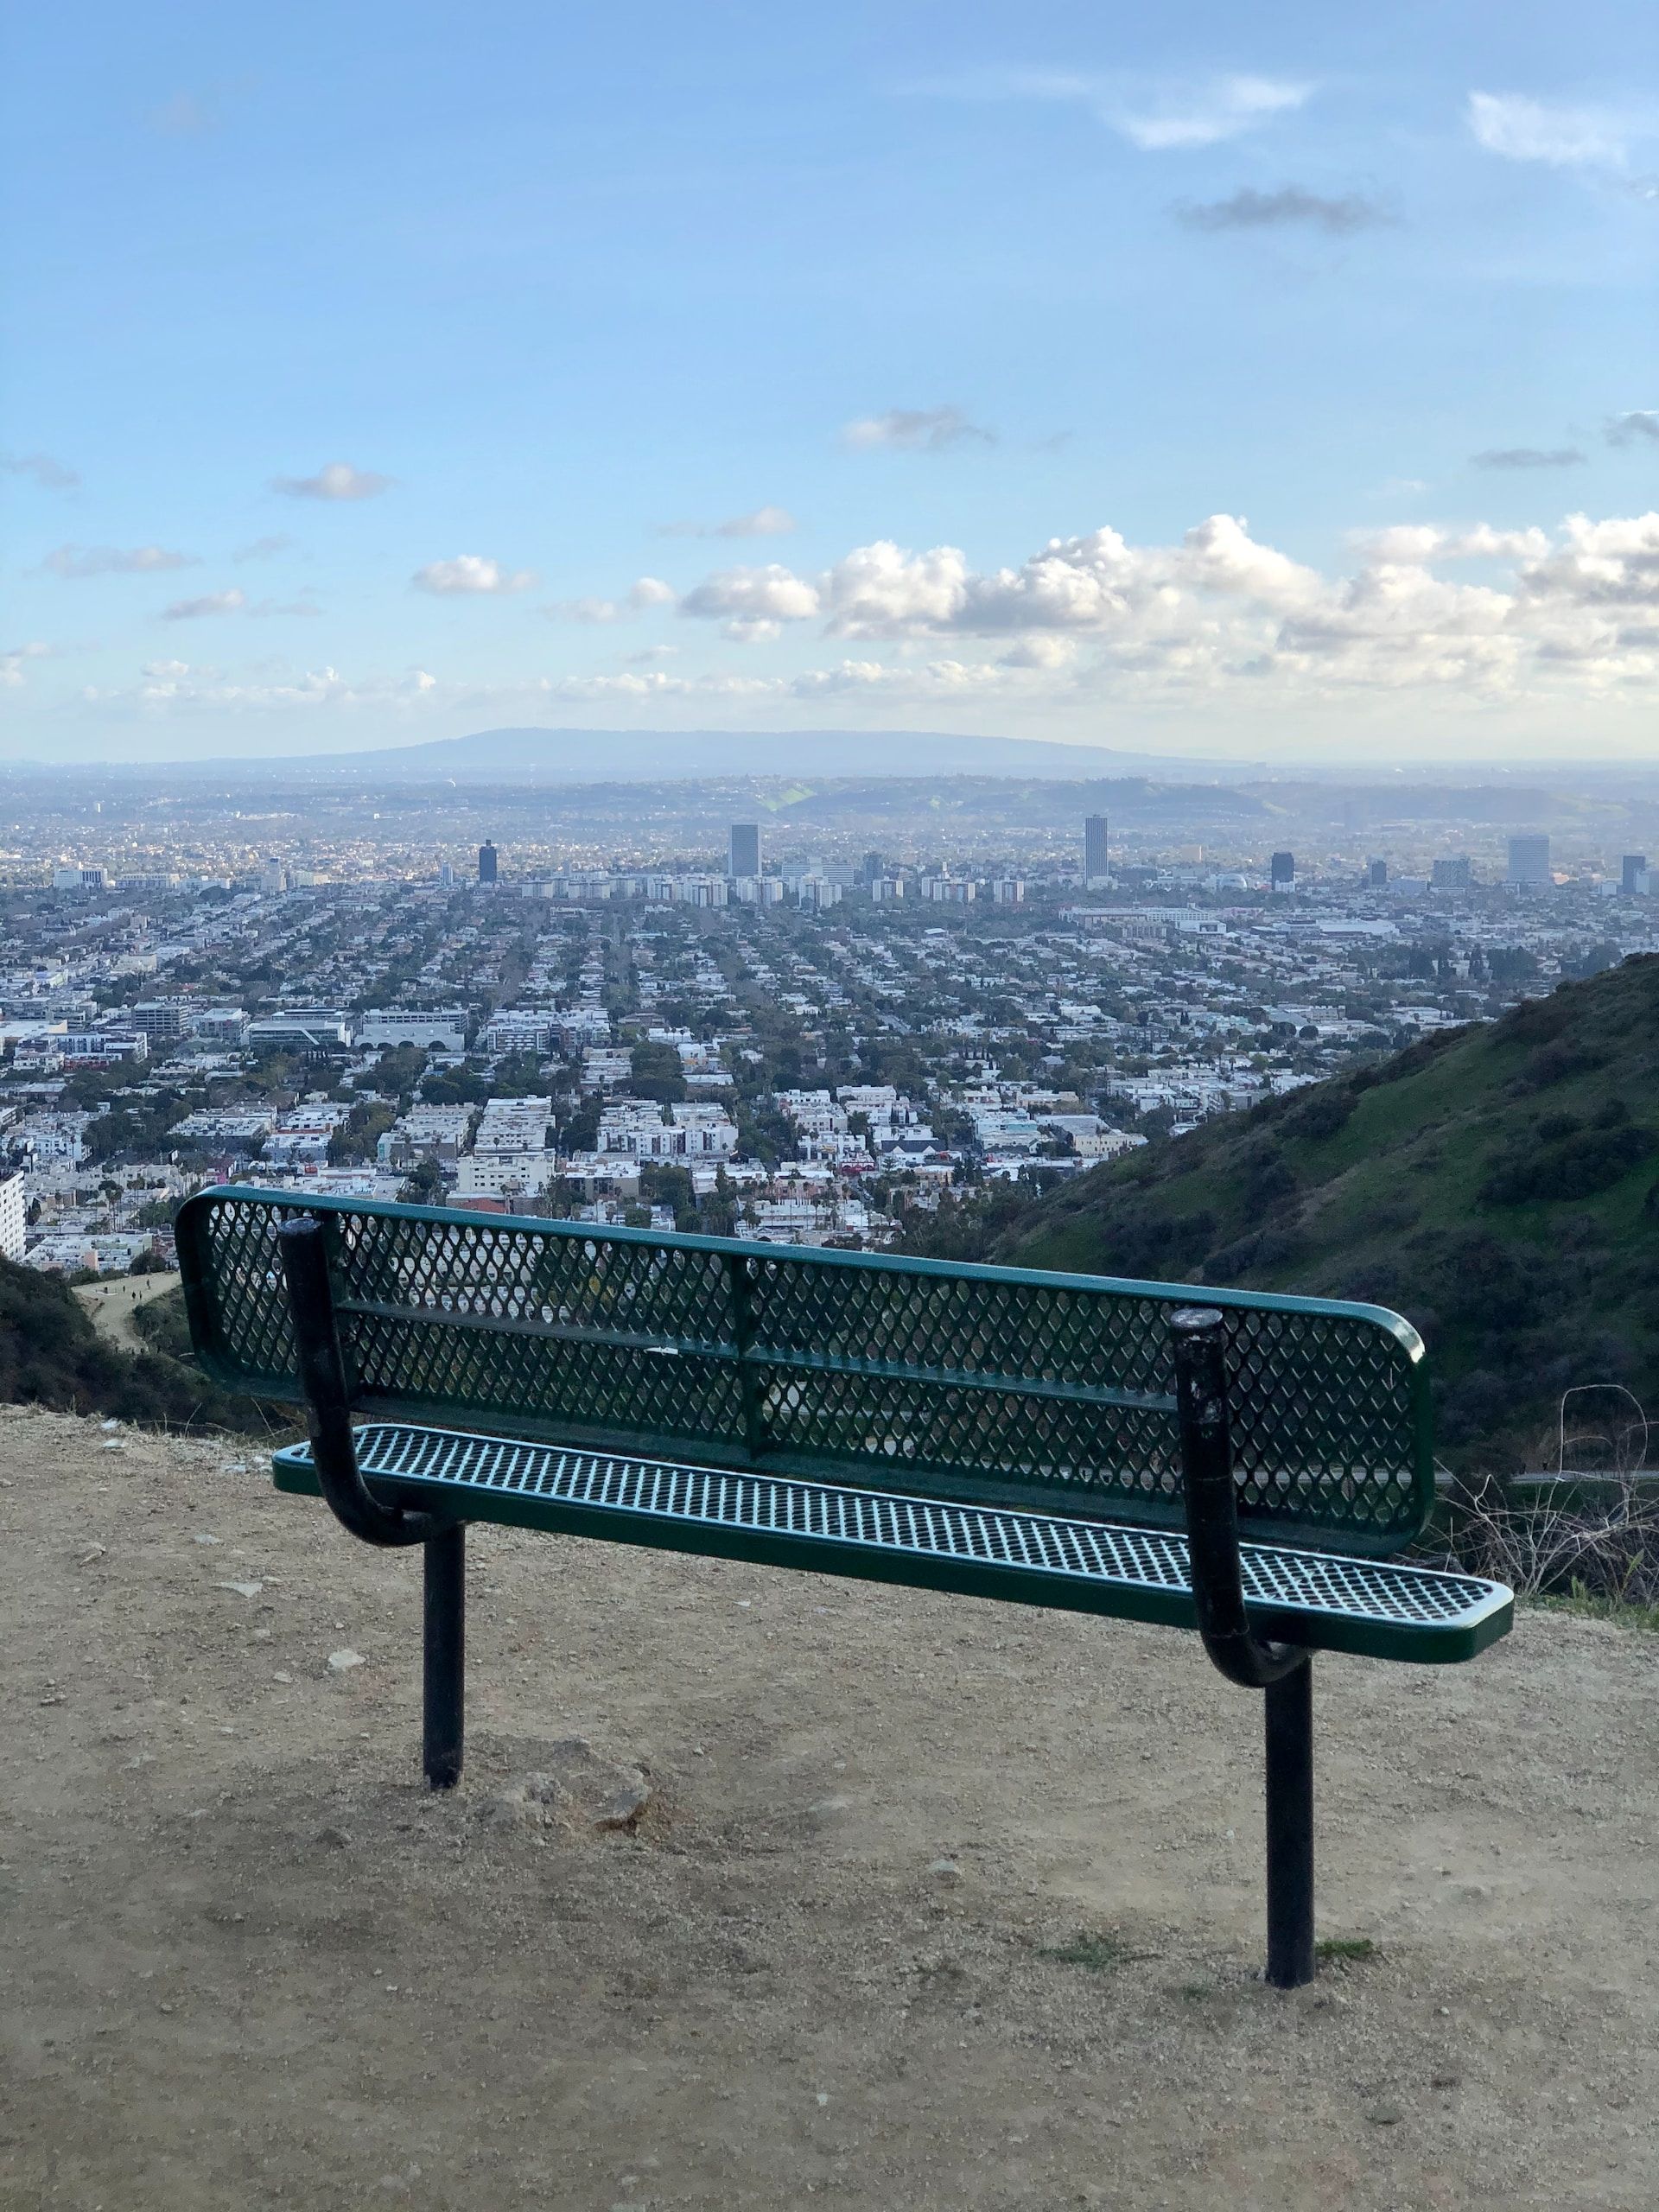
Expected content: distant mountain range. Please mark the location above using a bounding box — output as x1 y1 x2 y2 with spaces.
25 727 1242 787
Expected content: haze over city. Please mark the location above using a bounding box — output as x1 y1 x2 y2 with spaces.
4 2 1657 765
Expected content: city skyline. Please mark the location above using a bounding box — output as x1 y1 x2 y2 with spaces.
3 4 1656 765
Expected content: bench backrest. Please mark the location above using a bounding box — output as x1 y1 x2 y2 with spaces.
177 1186 1434 1555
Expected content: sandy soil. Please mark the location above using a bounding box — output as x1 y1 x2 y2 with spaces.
3 1404 1657 2211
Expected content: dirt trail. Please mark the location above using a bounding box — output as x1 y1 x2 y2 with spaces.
72 1268 181 1355
3 1405 1657 2210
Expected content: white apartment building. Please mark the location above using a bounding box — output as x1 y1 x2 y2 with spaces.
245 1008 351 1053
0 1169 26 1261
481 1010 556 1055
359 1007 467 1053
474 1096 554 1157
597 1102 739 1161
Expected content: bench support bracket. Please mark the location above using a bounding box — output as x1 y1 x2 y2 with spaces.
1170 1306 1315 1988
279 1214 466 1789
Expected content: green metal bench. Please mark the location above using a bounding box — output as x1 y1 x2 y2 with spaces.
176 1185 1512 1987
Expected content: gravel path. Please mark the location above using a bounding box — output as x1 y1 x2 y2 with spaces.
3 1405 1656 2210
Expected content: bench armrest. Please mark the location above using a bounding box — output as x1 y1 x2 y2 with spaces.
279 1216 436 1550
1170 1307 1307 1688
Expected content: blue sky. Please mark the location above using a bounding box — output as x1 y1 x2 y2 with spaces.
3 2 1657 764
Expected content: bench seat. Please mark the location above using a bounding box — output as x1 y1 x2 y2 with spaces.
273 1422 1512 1666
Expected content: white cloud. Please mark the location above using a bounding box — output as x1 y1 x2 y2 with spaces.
1112 74 1311 151
657 507 1659 702
2 451 79 492
658 505 798 538
910 68 1311 150
162 588 247 620
679 562 822 640
547 577 677 623
271 461 393 500
842 406 995 453
412 555 537 595
54 507 1659 741
1516 512 1659 607
1467 92 1637 168
1357 524 1550 564
44 543 195 578
1 641 51 687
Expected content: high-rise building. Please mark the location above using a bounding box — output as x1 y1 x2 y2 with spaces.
1366 857 1389 887
1084 815 1109 887
1622 854 1649 895
1507 835 1550 889
478 841 499 885
439 859 454 889
1270 851 1295 890
861 850 883 886
728 823 760 878
1432 856 1471 890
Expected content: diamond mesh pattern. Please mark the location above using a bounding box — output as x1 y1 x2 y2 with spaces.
274 1424 1508 1647
180 1190 1434 1550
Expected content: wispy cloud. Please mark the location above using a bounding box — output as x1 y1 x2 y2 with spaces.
43 543 195 578
842 406 995 454
1 642 52 688
234 534 295 562
412 555 537 595
1175 185 1388 233
147 89 217 137
657 505 798 539
270 461 393 501
2 450 79 492
1467 92 1641 168
1113 74 1311 151
162 588 246 620
545 578 677 622
1471 446 1586 469
1607 410 1659 447
912 69 1312 151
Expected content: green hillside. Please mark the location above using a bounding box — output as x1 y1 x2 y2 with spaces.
989 955 1659 1471
0 1260 276 1435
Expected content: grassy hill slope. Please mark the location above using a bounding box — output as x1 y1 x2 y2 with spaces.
0 1259 276 1435
991 955 1659 1470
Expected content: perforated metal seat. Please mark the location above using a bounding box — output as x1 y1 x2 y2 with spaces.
273 1422 1510 1665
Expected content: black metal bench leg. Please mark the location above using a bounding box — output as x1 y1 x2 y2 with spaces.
1169 1306 1319 1987
423 1523 465 1789
1264 1658 1315 1989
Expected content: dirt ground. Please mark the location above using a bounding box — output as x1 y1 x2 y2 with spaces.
3 1406 1657 2212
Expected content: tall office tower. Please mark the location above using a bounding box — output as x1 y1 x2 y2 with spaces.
1507 835 1550 889
439 860 454 889
1432 856 1471 889
861 850 883 886
1084 814 1109 886
478 840 499 885
1366 857 1389 887
1270 850 1295 890
1622 854 1649 895
728 823 760 878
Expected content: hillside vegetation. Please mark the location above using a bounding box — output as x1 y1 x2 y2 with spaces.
0 1260 277 1436
987 955 1659 1470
